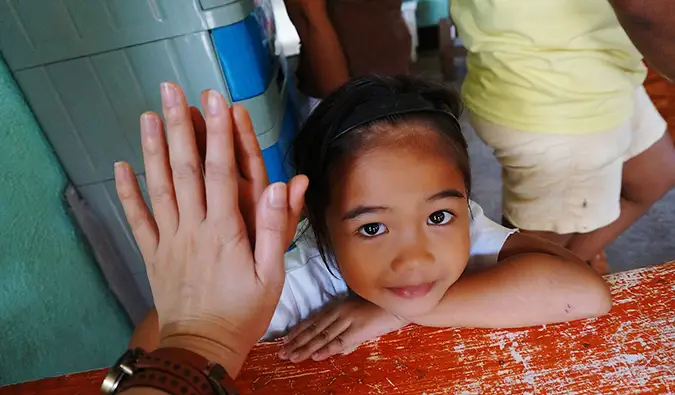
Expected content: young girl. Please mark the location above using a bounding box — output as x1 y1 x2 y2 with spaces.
271 75 611 362
130 76 612 364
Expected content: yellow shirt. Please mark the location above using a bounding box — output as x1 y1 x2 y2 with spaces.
451 0 647 134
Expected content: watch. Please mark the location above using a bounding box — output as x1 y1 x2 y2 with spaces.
101 347 240 395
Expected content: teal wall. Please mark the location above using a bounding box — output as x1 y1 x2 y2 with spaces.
0 57 131 385
409 0 449 27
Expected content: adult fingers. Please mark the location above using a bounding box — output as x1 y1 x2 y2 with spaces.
140 111 178 233
285 175 309 246
288 175 308 221
198 90 211 166
253 183 289 286
287 319 352 363
189 106 207 165
202 89 239 220
114 161 159 260
232 104 268 237
161 82 206 224
232 104 269 186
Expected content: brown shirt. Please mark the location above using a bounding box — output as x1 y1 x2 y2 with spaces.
293 0 411 97
328 0 411 77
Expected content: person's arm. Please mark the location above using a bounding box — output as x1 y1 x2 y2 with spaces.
408 233 613 328
609 0 675 81
279 233 612 362
122 334 248 395
128 308 160 350
284 0 350 97
112 83 308 394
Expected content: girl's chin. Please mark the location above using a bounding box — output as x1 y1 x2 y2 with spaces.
378 292 444 319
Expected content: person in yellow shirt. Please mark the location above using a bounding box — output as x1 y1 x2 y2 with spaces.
451 0 675 273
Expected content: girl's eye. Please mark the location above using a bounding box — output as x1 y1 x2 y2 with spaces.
358 223 387 237
427 210 454 226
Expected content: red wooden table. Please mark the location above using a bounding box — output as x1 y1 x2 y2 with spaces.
4 262 674 395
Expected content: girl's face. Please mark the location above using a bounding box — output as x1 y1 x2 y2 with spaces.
325 132 470 318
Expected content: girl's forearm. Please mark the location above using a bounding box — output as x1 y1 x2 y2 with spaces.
407 253 612 328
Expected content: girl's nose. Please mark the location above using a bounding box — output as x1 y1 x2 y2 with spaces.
390 243 434 273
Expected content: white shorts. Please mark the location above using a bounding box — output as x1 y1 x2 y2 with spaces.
470 86 667 234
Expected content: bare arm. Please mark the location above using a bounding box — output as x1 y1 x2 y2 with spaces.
128 307 160 350
284 0 350 97
610 0 675 81
408 233 612 328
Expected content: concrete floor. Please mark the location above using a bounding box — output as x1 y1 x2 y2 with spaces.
411 52 675 272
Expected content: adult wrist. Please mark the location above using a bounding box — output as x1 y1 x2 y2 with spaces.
159 335 247 378
159 320 254 377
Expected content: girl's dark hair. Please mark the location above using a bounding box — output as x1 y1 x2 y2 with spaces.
292 75 470 261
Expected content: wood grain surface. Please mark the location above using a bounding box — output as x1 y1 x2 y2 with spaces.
3 261 673 395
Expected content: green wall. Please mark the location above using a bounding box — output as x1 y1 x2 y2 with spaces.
0 57 131 386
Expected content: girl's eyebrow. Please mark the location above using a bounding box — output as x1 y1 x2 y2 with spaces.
342 189 464 221
428 188 465 201
342 205 389 221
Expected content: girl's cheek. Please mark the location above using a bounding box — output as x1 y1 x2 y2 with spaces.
339 256 381 295
332 234 384 291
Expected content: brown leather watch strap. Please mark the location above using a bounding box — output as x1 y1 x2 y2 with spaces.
152 348 239 394
117 347 239 395
117 368 205 395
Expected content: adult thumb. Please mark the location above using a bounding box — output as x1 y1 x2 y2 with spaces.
254 182 289 286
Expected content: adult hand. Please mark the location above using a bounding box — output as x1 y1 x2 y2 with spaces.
189 91 307 248
114 82 307 376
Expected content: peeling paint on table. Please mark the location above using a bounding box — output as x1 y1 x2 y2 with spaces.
238 262 675 394
3 262 674 395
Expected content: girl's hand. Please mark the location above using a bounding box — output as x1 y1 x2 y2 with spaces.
114 83 307 376
278 297 409 363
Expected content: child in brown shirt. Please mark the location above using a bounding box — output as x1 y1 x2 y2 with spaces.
284 0 411 99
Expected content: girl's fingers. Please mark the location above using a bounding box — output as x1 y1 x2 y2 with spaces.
281 301 330 346
311 329 355 361
114 162 159 260
161 82 206 224
280 307 342 358
140 111 178 233
202 89 240 219
282 315 317 347
232 104 269 187
287 319 352 363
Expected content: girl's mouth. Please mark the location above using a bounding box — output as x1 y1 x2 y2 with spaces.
387 282 435 298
